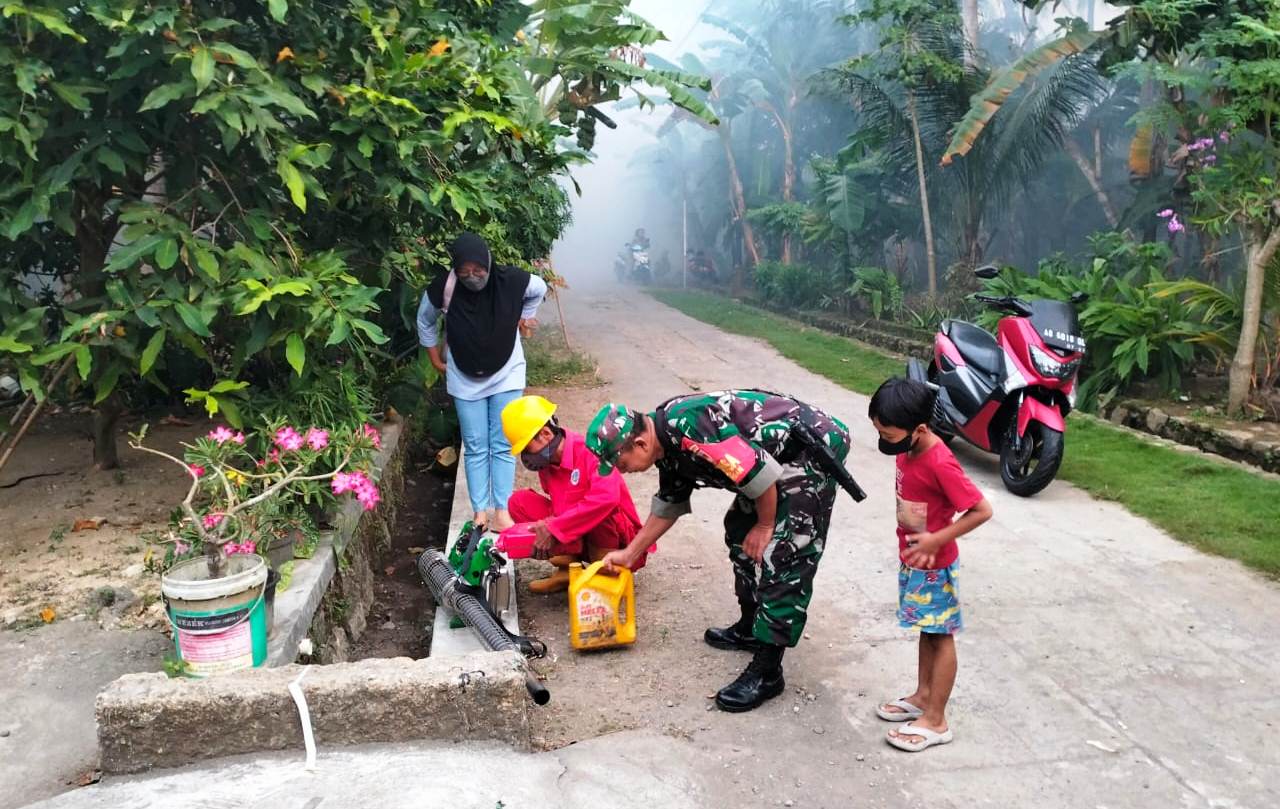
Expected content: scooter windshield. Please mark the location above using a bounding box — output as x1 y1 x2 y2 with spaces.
1030 300 1085 353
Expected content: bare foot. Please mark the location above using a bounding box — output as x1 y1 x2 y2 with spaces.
473 511 490 529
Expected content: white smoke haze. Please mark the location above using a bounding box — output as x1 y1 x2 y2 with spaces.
551 0 1127 291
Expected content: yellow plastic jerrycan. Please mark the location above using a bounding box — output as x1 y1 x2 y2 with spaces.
568 560 636 650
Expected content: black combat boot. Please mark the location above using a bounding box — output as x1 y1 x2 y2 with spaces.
704 607 762 652
714 644 785 712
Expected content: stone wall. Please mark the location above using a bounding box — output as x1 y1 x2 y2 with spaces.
304 419 408 664
1102 401 1280 475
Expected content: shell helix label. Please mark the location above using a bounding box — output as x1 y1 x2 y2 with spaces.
574 588 617 644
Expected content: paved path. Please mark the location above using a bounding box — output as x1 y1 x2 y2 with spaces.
27 288 1279 808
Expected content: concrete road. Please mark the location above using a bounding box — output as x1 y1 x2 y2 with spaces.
26 289 1279 808
2 623 167 809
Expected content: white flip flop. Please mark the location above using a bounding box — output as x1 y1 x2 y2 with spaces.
875 698 924 722
887 722 954 752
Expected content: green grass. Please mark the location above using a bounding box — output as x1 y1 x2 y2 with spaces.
654 289 1280 577
525 331 601 388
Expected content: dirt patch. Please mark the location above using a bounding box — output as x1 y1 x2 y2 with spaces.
349 442 458 661
0 411 203 630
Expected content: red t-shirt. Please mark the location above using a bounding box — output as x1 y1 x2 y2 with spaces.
895 441 984 569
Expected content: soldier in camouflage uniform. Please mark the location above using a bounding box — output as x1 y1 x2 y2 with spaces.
586 390 852 712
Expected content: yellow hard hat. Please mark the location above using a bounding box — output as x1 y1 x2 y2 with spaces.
502 395 558 455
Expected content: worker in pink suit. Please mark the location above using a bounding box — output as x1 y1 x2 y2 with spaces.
502 395 646 594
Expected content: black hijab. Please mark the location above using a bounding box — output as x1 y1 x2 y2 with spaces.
426 233 532 378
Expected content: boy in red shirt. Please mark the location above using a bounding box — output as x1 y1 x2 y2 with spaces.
868 378 992 753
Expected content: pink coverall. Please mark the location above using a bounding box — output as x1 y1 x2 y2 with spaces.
507 429 647 571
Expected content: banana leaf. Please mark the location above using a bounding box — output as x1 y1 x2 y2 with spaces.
941 29 1106 166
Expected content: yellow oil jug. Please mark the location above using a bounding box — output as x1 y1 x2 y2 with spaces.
568 561 636 650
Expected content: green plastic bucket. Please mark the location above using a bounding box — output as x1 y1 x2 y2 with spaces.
162 554 268 677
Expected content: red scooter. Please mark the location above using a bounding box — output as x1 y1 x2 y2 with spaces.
907 266 1087 496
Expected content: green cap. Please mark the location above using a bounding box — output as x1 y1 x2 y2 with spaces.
586 403 638 475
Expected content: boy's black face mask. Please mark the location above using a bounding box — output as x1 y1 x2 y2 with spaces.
878 429 920 456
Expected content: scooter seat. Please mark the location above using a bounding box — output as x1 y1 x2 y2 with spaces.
942 320 1003 376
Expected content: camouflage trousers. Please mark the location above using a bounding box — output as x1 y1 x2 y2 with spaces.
724 417 849 648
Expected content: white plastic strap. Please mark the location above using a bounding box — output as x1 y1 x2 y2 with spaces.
288 665 317 771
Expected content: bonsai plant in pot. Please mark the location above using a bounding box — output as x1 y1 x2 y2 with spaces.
130 421 383 676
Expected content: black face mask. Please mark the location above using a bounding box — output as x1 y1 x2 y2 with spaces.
521 431 564 471
878 432 918 456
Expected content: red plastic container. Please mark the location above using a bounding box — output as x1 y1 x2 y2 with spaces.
495 523 538 559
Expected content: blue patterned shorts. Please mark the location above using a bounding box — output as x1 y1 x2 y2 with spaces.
897 562 963 634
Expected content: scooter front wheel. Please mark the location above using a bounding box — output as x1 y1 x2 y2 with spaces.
999 421 1063 497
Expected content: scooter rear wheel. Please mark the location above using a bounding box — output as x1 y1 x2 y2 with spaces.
999 421 1063 497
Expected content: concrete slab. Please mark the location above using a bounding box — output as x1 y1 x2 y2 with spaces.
265 531 335 666
24 730 710 809
95 650 532 774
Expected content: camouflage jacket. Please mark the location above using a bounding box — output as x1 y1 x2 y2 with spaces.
649 390 843 519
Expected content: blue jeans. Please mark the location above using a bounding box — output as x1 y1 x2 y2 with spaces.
454 389 521 514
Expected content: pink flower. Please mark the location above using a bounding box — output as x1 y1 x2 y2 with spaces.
355 481 381 511
331 471 357 495
1167 214 1185 234
189 464 205 478
275 426 304 452
1157 209 1174 218
208 426 236 444
175 541 190 555
224 541 255 555
202 513 225 530
232 431 246 445
1203 154 1217 164
1218 130 1231 143
305 428 330 451
362 423 382 450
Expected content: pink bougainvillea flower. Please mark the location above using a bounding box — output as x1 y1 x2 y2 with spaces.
1157 209 1174 218
188 464 205 478
362 423 382 450
202 513 225 530
1167 215 1185 234
208 426 236 444
275 426 304 452
305 428 330 451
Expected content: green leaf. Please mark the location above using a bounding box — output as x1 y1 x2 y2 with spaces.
941 29 1106 165
277 158 307 212
50 82 92 111
74 344 92 381
174 302 212 337
96 147 126 174
193 247 220 281
154 238 179 270
140 330 166 375
357 134 375 158
285 333 306 375
139 81 191 112
351 318 388 344
209 379 250 393
326 315 350 346
267 0 288 22
6 198 39 240
93 363 123 405
0 335 33 353
191 47 215 94
219 397 244 429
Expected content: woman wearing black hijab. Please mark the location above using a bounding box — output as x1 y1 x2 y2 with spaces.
416 233 548 530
